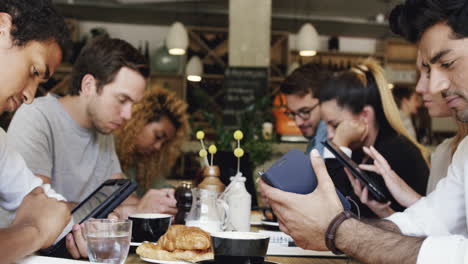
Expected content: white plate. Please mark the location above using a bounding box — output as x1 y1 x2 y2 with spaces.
261 220 279 227
16 256 95 263
140 257 190 264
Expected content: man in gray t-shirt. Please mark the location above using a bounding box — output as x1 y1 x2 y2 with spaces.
8 93 121 202
7 38 149 205
7 37 176 259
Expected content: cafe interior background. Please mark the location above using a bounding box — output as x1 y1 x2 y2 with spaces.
0 0 458 225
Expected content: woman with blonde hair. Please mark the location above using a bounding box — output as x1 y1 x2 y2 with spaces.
115 87 190 197
348 54 468 217
319 58 429 218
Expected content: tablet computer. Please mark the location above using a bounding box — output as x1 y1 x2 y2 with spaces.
261 149 351 211
322 140 388 203
40 179 137 258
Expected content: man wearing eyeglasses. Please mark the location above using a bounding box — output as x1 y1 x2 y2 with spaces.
281 63 328 154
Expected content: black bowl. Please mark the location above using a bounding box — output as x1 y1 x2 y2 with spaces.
128 213 172 243
210 232 270 264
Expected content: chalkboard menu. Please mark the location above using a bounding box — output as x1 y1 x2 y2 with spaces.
223 67 268 126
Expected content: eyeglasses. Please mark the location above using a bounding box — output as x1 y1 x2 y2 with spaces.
284 103 319 121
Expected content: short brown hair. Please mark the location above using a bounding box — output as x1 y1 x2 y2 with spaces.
280 63 328 97
69 37 149 95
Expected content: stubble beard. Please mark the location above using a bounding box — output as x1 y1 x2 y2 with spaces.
87 104 112 135
455 109 468 123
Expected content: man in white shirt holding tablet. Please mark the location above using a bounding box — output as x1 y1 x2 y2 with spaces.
260 0 468 263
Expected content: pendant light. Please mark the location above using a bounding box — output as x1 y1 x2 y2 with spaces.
297 23 319 57
186 56 203 82
166 22 189 55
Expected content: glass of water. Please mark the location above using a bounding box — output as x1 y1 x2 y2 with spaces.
84 219 132 264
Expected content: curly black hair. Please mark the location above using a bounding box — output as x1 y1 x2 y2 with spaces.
0 0 71 59
389 0 468 43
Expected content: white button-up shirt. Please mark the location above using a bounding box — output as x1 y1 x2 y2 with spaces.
387 137 468 264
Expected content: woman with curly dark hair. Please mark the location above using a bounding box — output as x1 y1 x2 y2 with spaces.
115 87 190 197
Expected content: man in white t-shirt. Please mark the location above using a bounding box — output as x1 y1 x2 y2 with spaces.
0 1 71 262
259 1 468 263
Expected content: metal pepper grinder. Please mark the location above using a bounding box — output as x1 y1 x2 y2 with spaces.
198 165 225 193
174 182 193 225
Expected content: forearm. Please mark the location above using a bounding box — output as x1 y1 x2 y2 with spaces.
0 225 43 263
361 218 401 233
113 204 138 219
336 218 424 264
122 193 139 205
67 202 78 210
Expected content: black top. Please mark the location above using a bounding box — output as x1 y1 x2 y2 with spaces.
326 130 429 218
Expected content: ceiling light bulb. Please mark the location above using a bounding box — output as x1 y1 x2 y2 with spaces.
187 75 202 82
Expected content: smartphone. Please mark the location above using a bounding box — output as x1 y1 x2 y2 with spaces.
322 140 388 203
261 149 351 210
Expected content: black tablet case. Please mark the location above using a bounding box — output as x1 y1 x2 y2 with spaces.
39 179 137 258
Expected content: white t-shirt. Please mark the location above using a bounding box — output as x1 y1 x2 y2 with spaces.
0 128 42 211
387 136 468 264
7 94 122 203
427 137 454 193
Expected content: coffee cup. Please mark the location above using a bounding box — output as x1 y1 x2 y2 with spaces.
128 213 172 243
211 232 270 264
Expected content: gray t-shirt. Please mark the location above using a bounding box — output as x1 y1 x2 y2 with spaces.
7 94 121 202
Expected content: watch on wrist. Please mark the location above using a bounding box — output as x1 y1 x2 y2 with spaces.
325 210 356 255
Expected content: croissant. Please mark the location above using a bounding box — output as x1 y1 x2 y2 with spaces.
158 225 211 251
136 242 214 263
136 225 214 262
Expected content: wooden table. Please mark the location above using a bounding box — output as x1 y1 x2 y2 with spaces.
126 254 358 264
126 212 361 264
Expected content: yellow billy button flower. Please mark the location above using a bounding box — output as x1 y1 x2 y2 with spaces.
234 148 244 158
233 130 244 141
208 145 217 154
199 149 208 158
196 131 205 140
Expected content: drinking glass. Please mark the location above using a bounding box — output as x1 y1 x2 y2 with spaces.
84 219 132 264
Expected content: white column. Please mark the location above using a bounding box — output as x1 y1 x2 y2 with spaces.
229 0 271 67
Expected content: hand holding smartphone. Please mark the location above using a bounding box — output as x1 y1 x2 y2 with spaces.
322 140 388 203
